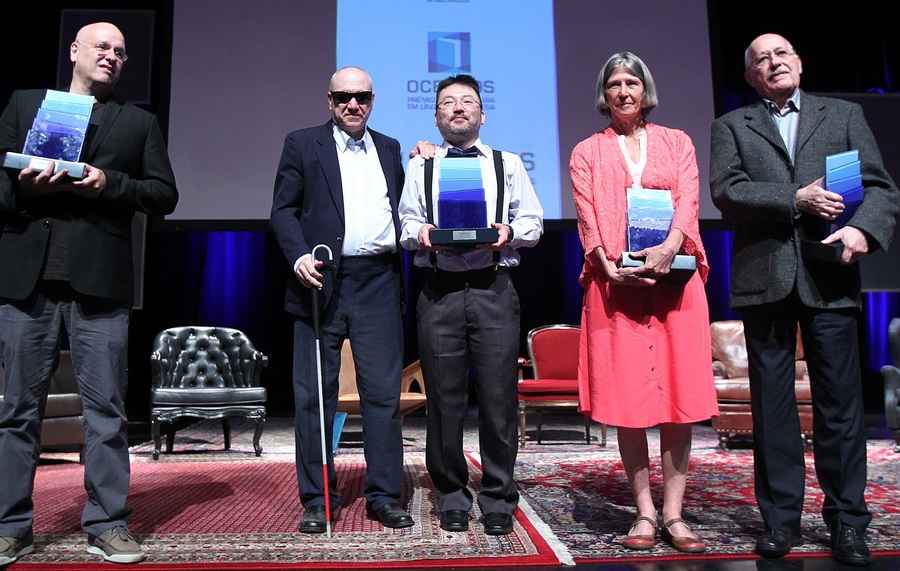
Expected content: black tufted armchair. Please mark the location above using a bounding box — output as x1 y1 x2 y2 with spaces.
150 326 268 460
883 317 900 453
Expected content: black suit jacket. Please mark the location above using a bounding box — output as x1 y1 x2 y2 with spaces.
0 89 179 304
710 91 899 310
270 120 405 318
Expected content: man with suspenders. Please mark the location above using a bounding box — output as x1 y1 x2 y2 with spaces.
398 74 543 536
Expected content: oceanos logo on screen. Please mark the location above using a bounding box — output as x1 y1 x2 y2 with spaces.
409 31 495 111
428 32 470 72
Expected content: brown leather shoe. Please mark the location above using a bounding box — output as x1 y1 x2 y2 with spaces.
661 518 706 553
622 516 657 550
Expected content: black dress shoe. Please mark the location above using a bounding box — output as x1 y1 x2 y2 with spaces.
830 520 872 566
439 510 469 532
366 503 414 529
298 505 335 534
482 512 514 536
755 529 802 557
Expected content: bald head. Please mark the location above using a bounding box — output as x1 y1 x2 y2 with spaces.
743 33 802 107
329 66 372 92
327 66 375 139
69 22 127 99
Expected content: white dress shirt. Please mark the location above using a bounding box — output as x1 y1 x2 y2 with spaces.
333 124 395 257
292 126 396 272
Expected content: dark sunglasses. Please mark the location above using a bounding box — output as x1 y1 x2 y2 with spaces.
330 91 373 105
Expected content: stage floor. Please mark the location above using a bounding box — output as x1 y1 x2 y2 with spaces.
110 408 900 571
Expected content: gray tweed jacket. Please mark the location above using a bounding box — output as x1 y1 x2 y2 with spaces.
710 90 899 310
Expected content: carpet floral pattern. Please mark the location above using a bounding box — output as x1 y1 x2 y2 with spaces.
27 416 900 567
514 423 900 562
27 418 560 568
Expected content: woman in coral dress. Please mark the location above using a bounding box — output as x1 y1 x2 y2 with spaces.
569 52 718 553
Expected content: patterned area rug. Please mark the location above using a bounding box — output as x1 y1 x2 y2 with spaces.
25 418 561 568
29 416 900 567
514 423 900 563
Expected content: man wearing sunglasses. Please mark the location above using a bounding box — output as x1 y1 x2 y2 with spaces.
271 66 429 533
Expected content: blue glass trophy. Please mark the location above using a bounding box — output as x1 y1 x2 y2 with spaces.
430 156 499 246
1 90 93 179
619 188 696 284
801 150 864 262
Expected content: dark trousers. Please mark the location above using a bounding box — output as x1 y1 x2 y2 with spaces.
292 255 404 511
741 293 871 535
416 267 520 514
0 282 132 537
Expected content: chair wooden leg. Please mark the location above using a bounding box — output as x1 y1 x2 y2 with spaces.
802 432 813 451
536 410 543 444
151 418 163 460
222 418 232 450
253 417 265 457
583 415 591 444
517 401 527 447
717 432 730 450
599 423 608 447
166 424 176 454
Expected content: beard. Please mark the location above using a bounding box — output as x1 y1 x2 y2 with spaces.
440 118 478 142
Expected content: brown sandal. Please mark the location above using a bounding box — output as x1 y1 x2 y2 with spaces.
622 516 657 550
661 518 706 553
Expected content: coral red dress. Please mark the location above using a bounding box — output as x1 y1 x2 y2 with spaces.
570 123 718 428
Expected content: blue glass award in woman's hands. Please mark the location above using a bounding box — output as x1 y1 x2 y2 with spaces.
1 90 93 179
620 188 696 284
430 156 500 246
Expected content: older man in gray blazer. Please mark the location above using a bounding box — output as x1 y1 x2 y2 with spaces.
710 33 899 567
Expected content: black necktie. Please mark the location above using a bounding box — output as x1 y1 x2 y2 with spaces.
446 146 479 158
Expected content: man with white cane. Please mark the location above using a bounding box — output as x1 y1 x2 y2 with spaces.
271 67 432 533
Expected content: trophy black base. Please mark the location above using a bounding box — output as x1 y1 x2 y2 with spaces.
620 253 697 285
801 239 844 262
431 227 499 246
1 152 85 179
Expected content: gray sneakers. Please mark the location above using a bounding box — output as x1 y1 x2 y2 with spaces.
1 526 144 565
0 529 34 565
86 526 145 564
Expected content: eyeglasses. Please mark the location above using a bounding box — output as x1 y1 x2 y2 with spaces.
330 91 373 105
437 97 481 110
749 47 794 69
76 39 128 62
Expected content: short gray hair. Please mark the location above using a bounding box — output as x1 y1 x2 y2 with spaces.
595 52 658 117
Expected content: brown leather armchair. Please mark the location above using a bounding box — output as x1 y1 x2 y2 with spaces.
0 350 85 462
710 320 812 450
150 326 268 459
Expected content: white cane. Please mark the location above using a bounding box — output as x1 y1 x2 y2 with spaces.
311 244 335 538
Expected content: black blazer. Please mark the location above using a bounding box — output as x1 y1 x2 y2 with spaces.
0 89 179 304
270 120 405 318
710 91 899 310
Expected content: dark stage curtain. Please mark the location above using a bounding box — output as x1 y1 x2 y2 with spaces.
127 228 897 420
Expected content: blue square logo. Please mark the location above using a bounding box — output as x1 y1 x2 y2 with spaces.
428 32 471 72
